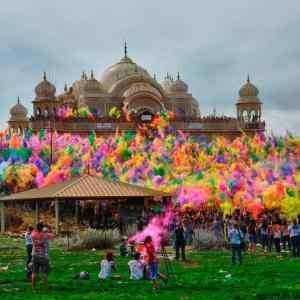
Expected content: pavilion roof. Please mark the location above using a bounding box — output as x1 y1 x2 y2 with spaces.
0 175 171 202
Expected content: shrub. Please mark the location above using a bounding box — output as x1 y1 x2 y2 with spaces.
193 228 225 250
58 228 120 250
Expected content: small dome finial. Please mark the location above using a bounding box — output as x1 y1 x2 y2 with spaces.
177 71 180 80
17 96 20 104
124 40 128 57
64 82 68 92
247 73 250 83
43 71 47 81
91 70 94 79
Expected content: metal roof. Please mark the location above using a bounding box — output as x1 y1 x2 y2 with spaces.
0 175 171 202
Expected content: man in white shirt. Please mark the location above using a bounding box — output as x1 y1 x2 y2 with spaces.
128 252 145 280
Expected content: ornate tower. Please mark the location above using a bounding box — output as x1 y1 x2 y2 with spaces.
8 97 29 133
32 72 57 118
236 75 263 130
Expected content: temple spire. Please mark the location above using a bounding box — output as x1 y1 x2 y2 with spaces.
64 82 68 92
124 40 128 57
17 96 20 104
91 70 94 79
213 107 217 117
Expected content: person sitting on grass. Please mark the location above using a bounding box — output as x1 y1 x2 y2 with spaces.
128 252 146 280
229 223 244 265
119 237 128 257
128 241 137 257
98 252 116 280
144 236 168 289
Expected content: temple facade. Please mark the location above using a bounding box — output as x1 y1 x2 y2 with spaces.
7 45 265 139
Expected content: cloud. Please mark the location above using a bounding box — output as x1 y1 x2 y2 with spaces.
0 0 299 135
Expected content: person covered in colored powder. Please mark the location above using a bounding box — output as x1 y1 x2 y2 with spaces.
31 221 54 289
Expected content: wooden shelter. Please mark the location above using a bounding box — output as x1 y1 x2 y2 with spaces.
0 175 171 234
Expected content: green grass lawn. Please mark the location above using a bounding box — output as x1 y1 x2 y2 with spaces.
1 236 300 300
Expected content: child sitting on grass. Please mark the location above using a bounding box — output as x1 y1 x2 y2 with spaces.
98 252 117 280
128 252 146 280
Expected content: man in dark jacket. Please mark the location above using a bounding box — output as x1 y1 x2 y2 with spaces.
175 223 186 261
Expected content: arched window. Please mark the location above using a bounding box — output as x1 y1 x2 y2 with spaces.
250 110 257 123
242 110 248 122
44 107 49 118
36 107 41 116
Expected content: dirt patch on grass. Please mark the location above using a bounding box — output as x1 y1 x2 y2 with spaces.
181 260 200 268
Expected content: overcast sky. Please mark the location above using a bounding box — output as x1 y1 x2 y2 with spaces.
1 0 299 135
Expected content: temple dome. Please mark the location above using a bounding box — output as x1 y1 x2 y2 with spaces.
160 74 173 93
169 73 188 94
101 54 150 91
35 72 56 100
83 71 106 93
9 97 28 121
239 76 259 97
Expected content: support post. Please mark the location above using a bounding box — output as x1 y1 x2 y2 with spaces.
55 199 59 234
0 201 5 233
75 200 79 224
35 200 39 226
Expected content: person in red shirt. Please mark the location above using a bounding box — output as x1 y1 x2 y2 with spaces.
144 236 168 289
31 221 54 289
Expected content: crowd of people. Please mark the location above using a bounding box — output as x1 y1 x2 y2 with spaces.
23 209 300 290
168 208 300 265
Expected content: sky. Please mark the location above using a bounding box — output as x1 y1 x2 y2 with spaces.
0 0 299 135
